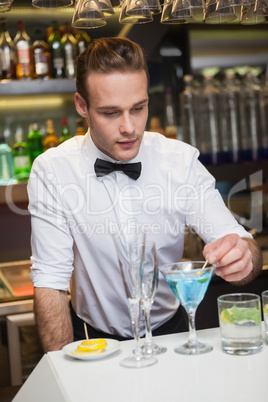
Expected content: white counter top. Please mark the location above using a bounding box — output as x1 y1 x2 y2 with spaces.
14 326 268 402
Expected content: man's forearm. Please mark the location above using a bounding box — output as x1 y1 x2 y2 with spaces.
34 287 73 353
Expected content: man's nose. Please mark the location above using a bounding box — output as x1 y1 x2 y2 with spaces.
119 113 134 134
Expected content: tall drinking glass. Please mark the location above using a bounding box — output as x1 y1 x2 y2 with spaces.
159 261 215 355
114 236 157 368
141 241 167 355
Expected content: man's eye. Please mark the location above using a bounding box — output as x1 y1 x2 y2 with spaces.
132 107 143 113
103 111 118 116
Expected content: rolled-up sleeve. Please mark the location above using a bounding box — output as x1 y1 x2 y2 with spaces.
28 155 74 291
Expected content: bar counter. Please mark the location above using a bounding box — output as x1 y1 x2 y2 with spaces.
14 326 268 402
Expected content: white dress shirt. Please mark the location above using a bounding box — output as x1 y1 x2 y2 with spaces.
28 131 251 338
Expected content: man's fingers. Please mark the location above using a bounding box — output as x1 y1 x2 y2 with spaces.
216 240 248 267
203 234 240 265
215 247 252 281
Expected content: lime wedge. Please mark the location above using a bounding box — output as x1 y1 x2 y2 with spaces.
198 277 209 284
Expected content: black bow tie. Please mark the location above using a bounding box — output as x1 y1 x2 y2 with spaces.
94 158 142 180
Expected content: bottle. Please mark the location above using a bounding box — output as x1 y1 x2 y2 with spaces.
199 76 221 165
219 72 241 164
240 72 262 162
43 119 59 150
48 21 65 79
75 29 91 55
180 75 200 149
0 18 16 80
149 116 165 135
75 117 86 136
61 24 77 79
27 123 44 163
59 117 71 144
31 29 52 80
12 127 31 181
164 87 178 140
14 20 33 80
0 136 15 185
46 22 54 43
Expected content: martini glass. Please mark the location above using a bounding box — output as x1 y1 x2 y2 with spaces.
159 261 215 355
114 236 157 368
141 241 167 355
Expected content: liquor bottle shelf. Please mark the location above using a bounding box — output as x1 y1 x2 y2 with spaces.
0 78 76 96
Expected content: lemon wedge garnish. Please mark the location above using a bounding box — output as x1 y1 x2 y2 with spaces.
77 342 106 352
80 338 107 347
221 309 233 322
72 338 107 355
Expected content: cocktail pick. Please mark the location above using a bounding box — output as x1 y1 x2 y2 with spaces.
195 259 209 276
84 322 90 344
202 260 209 270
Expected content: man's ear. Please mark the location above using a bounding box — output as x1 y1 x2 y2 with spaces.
74 92 88 119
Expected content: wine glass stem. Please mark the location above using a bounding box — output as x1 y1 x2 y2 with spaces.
143 301 153 345
187 307 197 344
131 299 142 358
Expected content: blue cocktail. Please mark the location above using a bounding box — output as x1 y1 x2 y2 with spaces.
160 261 215 355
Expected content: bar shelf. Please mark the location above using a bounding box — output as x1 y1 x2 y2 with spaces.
0 78 76 96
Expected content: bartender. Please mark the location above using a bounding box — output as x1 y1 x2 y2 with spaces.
28 37 262 353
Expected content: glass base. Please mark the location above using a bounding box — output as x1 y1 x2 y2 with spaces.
222 342 263 356
174 340 213 355
141 342 167 355
120 355 157 368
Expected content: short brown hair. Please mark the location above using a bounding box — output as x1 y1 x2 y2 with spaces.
76 37 149 106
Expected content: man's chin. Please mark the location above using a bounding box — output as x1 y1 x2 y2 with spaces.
114 147 140 162
118 152 139 162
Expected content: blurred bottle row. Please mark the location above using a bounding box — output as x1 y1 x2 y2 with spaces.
180 69 268 165
149 86 181 141
0 18 91 81
0 117 86 184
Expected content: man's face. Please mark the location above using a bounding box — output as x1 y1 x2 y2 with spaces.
75 70 149 162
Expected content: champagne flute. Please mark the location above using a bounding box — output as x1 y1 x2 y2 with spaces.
114 236 157 368
141 241 167 355
159 261 215 355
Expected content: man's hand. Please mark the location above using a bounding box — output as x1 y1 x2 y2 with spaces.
203 233 263 285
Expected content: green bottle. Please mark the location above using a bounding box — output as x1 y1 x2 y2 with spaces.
13 127 31 181
48 21 64 79
28 123 44 163
59 117 71 144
